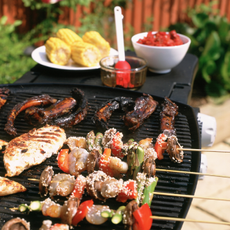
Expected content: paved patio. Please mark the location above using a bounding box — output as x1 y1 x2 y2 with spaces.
181 98 230 230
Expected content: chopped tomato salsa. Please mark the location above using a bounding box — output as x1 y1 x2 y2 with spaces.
137 30 183 46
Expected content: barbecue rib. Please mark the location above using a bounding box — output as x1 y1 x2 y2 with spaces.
124 94 158 132
3 125 66 177
160 97 178 136
25 97 77 126
92 96 135 130
0 87 10 110
51 88 88 128
4 94 57 136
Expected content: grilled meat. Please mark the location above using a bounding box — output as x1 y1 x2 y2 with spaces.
92 96 135 129
0 87 10 110
1 217 30 230
3 125 66 177
25 97 77 126
0 139 8 150
124 94 158 132
166 135 184 163
0 176 27 196
51 88 88 128
4 94 57 136
160 97 178 136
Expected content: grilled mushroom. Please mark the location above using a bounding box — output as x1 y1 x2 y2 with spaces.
39 166 54 196
166 135 184 163
123 200 138 229
61 197 80 225
142 155 156 177
1 217 30 230
86 149 101 174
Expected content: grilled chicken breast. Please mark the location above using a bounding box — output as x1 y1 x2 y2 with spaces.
3 125 66 177
0 176 26 196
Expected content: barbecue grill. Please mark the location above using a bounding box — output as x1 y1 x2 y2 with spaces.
0 83 201 230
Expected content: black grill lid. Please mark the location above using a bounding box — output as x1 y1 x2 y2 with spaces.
0 83 201 230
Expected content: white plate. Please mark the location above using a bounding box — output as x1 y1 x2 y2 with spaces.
31 46 118 70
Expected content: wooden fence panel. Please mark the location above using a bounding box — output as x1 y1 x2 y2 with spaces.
1 0 230 35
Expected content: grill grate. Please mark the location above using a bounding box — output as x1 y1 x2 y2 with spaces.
0 83 200 230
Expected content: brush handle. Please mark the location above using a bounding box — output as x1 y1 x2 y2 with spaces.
114 6 125 61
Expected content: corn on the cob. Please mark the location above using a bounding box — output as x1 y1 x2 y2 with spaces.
71 41 101 67
56 28 83 46
45 37 71 66
82 31 110 58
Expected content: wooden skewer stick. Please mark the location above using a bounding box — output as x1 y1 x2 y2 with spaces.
156 168 230 179
153 191 230 202
178 148 230 153
151 216 230 226
28 178 230 202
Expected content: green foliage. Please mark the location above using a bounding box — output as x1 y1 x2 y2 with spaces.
0 0 132 84
0 16 37 84
168 1 230 98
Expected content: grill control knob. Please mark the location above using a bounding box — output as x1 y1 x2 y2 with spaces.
197 113 216 147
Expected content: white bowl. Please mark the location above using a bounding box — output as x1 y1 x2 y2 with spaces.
131 32 191 74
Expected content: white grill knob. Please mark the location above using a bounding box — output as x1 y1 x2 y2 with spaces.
197 113 216 147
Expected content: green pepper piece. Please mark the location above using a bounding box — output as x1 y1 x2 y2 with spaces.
111 206 126 224
142 177 158 207
133 146 145 179
86 130 95 151
94 132 103 154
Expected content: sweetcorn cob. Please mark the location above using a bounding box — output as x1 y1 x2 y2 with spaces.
71 41 101 67
82 31 110 58
45 37 71 65
56 28 83 46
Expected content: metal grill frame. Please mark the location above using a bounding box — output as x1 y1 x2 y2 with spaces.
0 83 201 230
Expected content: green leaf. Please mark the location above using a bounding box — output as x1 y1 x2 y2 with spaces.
202 31 221 60
191 13 209 28
220 51 230 82
201 60 216 83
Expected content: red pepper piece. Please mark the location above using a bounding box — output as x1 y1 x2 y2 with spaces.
111 131 124 159
133 203 153 230
154 133 168 160
72 200 94 226
70 175 86 200
116 180 137 203
99 148 114 177
57 149 69 173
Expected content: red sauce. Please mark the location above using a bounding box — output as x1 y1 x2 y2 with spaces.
137 30 183 46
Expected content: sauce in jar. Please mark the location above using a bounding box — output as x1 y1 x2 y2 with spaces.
137 30 183 46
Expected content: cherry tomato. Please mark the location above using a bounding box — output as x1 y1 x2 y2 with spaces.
133 203 153 230
154 133 168 160
72 200 94 226
57 149 69 173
